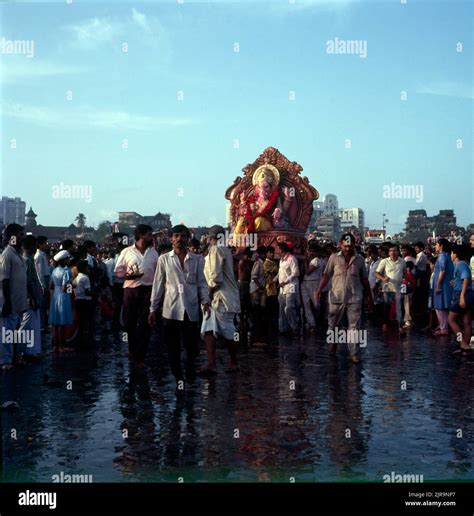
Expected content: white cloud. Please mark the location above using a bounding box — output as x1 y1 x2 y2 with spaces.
416 81 473 100
64 10 165 51
132 8 152 34
66 17 123 49
2 102 198 131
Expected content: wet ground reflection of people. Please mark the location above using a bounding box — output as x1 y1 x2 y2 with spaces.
325 359 369 479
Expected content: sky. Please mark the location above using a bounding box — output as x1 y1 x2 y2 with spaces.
1 0 472 235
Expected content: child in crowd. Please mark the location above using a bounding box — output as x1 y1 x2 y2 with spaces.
73 260 92 345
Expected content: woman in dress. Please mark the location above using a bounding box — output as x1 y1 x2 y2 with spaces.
431 239 454 336
448 244 474 355
49 250 74 352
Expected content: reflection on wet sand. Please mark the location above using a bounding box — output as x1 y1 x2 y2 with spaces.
2 324 473 482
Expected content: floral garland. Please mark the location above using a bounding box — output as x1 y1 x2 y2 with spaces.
244 190 279 232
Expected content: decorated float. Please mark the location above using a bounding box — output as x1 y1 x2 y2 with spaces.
225 147 319 255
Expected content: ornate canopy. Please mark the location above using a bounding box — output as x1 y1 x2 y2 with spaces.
225 147 319 233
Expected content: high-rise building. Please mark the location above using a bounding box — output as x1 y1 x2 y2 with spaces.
323 194 339 216
316 214 341 241
309 201 324 231
339 208 365 233
0 196 26 226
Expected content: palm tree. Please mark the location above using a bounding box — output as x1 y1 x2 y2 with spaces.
75 213 86 231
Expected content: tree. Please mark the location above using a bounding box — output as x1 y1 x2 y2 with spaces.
75 213 87 230
95 220 112 243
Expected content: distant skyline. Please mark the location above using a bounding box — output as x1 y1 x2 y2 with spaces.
1 0 472 235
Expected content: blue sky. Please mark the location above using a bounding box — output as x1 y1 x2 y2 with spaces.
1 0 472 234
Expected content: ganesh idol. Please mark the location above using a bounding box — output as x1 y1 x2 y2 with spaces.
234 164 294 234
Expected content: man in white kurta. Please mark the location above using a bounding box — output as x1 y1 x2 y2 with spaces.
199 225 241 375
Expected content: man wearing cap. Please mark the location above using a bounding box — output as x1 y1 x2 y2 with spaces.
0 224 28 369
148 225 210 389
198 225 240 375
114 224 158 367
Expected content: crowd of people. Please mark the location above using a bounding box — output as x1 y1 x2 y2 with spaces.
1 222 473 388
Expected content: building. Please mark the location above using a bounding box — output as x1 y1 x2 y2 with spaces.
339 208 365 233
309 201 324 231
316 214 341 241
0 196 26 226
323 194 339 216
24 207 95 242
405 209 459 242
117 212 142 227
118 211 172 232
225 204 232 228
365 229 386 244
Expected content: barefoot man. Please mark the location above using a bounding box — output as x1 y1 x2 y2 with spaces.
148 225 210 389
198 225 240 376
317 233 373 363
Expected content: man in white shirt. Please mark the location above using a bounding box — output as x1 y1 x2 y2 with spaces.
148 225 210 389
34 235 50 329
277 241 300 335
366 245 381 304
376 243 407 334
301 242 322 332
198 225 240 376
414 241 429 316
114 224 158 367
73 260 92 345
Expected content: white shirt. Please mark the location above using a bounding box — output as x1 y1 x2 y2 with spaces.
368 259 381 290
73 273 91 300
376 257 407 293
415 251 428 272
149 249 210 321
204 245 240 313
86 253 97 268
303 257 322 282
34 249 50 287
104 257 116 285
278 253 300 294
250 257 265 294
114 245 158 288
